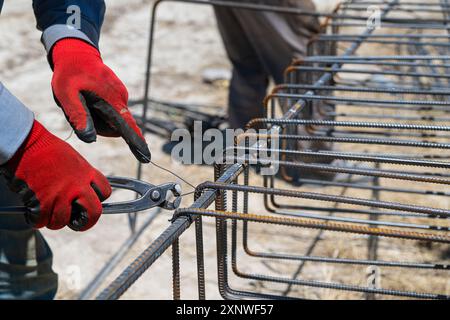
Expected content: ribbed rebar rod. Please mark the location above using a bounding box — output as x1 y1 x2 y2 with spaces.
196 182 450 219
100 0 401 300
174 209 450 244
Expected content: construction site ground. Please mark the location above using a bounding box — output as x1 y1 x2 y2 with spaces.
1 0 448 299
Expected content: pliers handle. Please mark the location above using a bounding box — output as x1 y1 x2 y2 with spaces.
103 177 182 214
0 177 182 231
70 177 183 230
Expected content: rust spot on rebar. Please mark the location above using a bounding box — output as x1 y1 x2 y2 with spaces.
175 209 450 244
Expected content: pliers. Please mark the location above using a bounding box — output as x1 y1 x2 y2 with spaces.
0 177 182 231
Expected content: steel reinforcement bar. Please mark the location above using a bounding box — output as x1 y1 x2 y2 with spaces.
96 0 403 300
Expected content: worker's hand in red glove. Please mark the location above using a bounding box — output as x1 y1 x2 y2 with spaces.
1 121 112 231
51 38 151 163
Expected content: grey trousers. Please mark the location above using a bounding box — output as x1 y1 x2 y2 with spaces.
214 0 320 129
0 178 57 300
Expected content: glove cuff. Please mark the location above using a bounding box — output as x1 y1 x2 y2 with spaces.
52 38 101 67
6 121 54 171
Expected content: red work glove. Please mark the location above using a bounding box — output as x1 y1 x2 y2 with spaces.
1 121 112 231
51 38 151 163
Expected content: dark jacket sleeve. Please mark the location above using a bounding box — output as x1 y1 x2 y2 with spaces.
33 0 105 54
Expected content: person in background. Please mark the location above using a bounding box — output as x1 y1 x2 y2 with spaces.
214 0 334 182
214 0 321 129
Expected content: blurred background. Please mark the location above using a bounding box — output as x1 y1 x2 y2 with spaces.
2 0 447 300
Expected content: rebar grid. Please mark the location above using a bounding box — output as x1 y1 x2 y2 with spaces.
96 0 450 300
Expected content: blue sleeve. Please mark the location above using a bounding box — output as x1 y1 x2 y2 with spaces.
0 83 34 165
33 0 106 53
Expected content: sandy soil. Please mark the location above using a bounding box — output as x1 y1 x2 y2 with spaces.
1 0 448 300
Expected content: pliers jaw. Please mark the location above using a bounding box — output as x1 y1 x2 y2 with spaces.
103 177 182 214
158 183 182 211
71 178 183 231
0 177 183 232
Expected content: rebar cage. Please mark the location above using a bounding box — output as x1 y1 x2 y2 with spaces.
96 0 450 300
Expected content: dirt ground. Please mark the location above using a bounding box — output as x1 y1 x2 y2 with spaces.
1 0 448 300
